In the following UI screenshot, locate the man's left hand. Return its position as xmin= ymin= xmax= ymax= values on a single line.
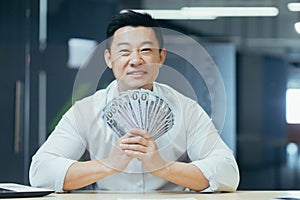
xmin=119 ymin=128 xmax=168 ymax=175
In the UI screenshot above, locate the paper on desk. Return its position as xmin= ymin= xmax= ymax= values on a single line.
xmin=118 ymin=198 xmax=196 ymax=200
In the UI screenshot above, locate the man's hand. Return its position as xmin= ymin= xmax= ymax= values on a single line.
xmin=63 ymin=134 xmax=134 ymax=191
xmin=103 ymin=134 xmax=134 ymax=173
xmin=119 ymin=128 xmax=168 ymax=174
xmin=119 ymin=129 xmax=209 ymax=191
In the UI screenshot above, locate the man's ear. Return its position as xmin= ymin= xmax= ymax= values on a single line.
xmin=104 ymin=49 xmax=112 ymax=69
xmin=159 ymin=48 xmax=167 ymax=67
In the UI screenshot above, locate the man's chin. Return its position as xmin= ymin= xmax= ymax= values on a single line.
xmin=133 ymin=83 xmax=153 ymax=91
xmin=118 ymin=82 xmax=153 ymax=92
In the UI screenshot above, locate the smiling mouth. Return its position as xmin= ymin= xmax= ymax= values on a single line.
xmin=127 ymin=71 xmax=147 ymax=75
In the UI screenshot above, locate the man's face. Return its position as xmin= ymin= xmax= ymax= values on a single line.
xmin=104 ymin=26 xmax=166 ymax=92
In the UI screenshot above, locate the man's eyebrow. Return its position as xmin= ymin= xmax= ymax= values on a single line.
xmin=116 ymin=41 xmax=155 ymax=47
xmin=116 ymin=42 xmax=130 ymax=47
xmin=141 ymin=41 xmax=155 ymax=46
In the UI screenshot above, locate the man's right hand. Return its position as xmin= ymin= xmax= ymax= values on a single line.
xmin=101 ymin=133 xmax=133 ymax=173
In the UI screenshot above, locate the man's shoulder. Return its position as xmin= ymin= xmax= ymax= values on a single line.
xmin=72 ymin=88 xmax=107 ymax=107
xmin=74 ymin=81 xmax=117 ymax=105
xmin=155 ymin=82 xmax=196 ymax=103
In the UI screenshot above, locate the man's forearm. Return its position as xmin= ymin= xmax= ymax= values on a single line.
xmin=153 ymin=162 xmax=209 ymax=191
xmin=63 ymin=160 xmax=117 ymax=191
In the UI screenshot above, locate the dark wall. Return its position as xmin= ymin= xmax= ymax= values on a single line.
xmin=0 ymin=0 xmax=29 ymax=183
xmin=0 ymin=0 xmax=117 ymax=184
xmin=237 ymin=53 xmax=288 ymax=189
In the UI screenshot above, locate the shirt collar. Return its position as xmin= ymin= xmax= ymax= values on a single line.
xmin=106 ymin=80 xmax=163 ymax=101
xmin=105 ymin=80 xmax=119 ymax=102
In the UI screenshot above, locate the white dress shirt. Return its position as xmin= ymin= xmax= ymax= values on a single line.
xmin=29 ymin=80 xmax=239 ymax=192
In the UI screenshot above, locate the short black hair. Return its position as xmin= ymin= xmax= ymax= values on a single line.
xmin=105 ymin=10 xmax=163 ymax=50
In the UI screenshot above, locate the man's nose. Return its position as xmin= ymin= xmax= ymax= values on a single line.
xmin=129 ymin=51 xmax=143 ymax=67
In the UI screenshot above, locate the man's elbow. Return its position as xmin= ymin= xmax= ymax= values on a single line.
xmin=214 ymin=158 xmax=240 ymax=192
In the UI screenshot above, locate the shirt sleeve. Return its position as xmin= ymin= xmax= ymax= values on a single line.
xmin=191 ymin=144 xmax=240 ymax=192
xmin=29 ymin=105 xmax=87 ymax=192
xmin=185 ymin=101 xmax=240 ymax=192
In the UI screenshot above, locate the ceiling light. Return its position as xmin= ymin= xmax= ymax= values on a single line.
xmin=126 ymin=9 xmax=217 ymax=20
xmin=295 ymin=22 xmax=300 ymax=34
xmin=124 ymin=7 xmax=279 ymax=20
xmin=181 ymin=7 xmax=279 ymax=17
xmin=288 ymin=3 xmax=300 ymax=11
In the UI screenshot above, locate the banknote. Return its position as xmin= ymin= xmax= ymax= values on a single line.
xmin=102 ymin=89 xmax=174 ymax=140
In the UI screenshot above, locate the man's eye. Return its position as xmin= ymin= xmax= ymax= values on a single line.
xmin=141 ymin=48 xmax=152 ymax=54
xmin=119 ymin=49 xmax=130 ymax=55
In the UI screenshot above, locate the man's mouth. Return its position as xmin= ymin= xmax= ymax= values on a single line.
xmin=127 ymin=71 xmax=147 ymax=75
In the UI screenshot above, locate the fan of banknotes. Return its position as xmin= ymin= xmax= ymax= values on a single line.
xmin=102 ymin=89 xmax=174 ymax=140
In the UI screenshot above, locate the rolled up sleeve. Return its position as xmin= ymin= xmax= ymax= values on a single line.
xmin=29 ymin=106 xmax=86 ymax=192
xmin=185 ymin=102 xmax=240 ymax=192
xmin=30 ymin=154 xmax=77 ymax=192
xmin=191 ymin=148 xmax=240 ymax=192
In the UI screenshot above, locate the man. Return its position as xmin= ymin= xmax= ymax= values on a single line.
xmin=29 ymin=10 xmax=239 ymax=192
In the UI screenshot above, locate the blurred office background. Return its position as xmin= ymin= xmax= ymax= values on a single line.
xmin=1 ymin=0 xmax=300 ymax=190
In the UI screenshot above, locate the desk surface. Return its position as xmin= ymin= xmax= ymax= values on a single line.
xmin=13 ymin=190 xmax=300 ymax=200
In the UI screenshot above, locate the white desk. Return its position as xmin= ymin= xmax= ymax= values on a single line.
xmin=11 ymin=191 xmax=300 ymax=200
